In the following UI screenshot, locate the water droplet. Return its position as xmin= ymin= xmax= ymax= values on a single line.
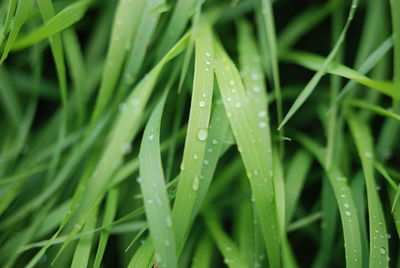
xmin=235 ymin=102 xmax=242 ymax=109
xmin=193 ymin=153 xmax=198 ymax=160
xmin=197 ymin=128 xmax=208 ymax=141
xmin=344 ymin=203 xmax=350 ymax=208
xmin=149 ymin=134 xmax=155 ymax=141
xmin=380 ymin=247 xmax=386 ymax=254
xmin=253 ymin=85 xmax=261 ymax=92
xmin=259 ymin=122 xmax=267 ymax=128
xmin=212 ymin=139 xmax=218 ymax=144
xmin=121 ymin=143 xmax=132 ymax=155
xmin=364 ymin=151 xmax=373 ymax=158
xmin=341 ymin=194 xmax=346 ymax=198
xmin=251 ymin=72 xmax=260 ymax=80
xmin=164 ymin=239 xmax=170 ymax=247
xmin=205 ymin=51 xmax=211 ymax=57
xmin=254 ymin=169 xmax=259 ymax=175
xmin=205 ymin=67 xmax=209 ymax=72
xmin=131 ymin=98 xmax=140 ymax=107
xmin=136 ymin=177 xmax=142 ymax=183
xmin=336 ymin=176 xmax=347 ymax=181
xmin=166 ymin=216 xmax=172 ymax=227
xmin=229 ymin=80 xmax=235 ymax=86
xmin=198 ymin=100 xmax=206 ymax=107
xmin=202 ymin=93 xmax=207 ymax=97
xmin=147 ymin=199 xmax=154 ymax=204
xmin=227 ymin=97 xmax=232 ymax=102
xmin=345 ymin=210 xmax=351 ymax=216
xmin=192 ymin=176 xmax=199 ymax=191
xmin=205 ymin=60 xmax=211 ymax=65
xmin=203 ymin=159 xmax=209 ymax=165
xmin=258 ymin=110 xmax=266 ymax=118
xmin=119 ymin=103 xmax=127 ymax=111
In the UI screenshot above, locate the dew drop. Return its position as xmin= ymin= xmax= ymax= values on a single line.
xmin=148 ymin=134 xmax=155 ymax=141
xmin=193 ymin=153 xmax=198 ymax=160
xmin=212 ymin=139 xmax=218 ymax=144
xmin=229 ymin=80 xmax=235 ymax=86
xmin=121 ymin=143 xmax=132 ymax=155
xmin=235 ymin=102 xmax=242 ymax=109
xmin=205 ymin=51 xmax=211 ymax=57
xmin=198 ymin=100 xmax=206 ymax=107
xmin=131 ymin=98 xmax=140 ymax=107
xmin=345 ymin=210 xmax=351 ymax=216
xmin=253 ymin=85 xmax=261 ymax=92
xmin=197 ymin=128 xmax=208 ymax=141
xmin=344 ymin=203 xmax=350 ymax=208
xmin=251 ymin=72 xmax=260 ymax=80
xmin=192 ymin=176 xmax=199 ymax=191
xmin=166 ymin=216 xmax=172 ymax=227
xmin=258 ymin=110 xmax=266 ymax=118
xmin=204 ymin=159 xmax=209 ymax=165
xmin=364 ymin=151 xmax=373 ymax=158
xmin=136 ymin=177 xmax=142 ymax=183
xmin=119 ymin=103 xmax=127 ymax=111
xmin=205 ymin=60 xmax=211 ymax=65
xmin=259 ymin=122 xmax=267 ymax=128
xmin=380 ymin=247 xmax=386 ymax=254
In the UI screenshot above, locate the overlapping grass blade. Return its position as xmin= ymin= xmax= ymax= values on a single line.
xmin=121 ymin=0 xmax=166 ymax=88
xmin=171 ymin=19 xmax=214 ymax=252
xmin=282 ymin=50 xmax=400 ymax=100
xmin=90 ymin=0 xmax=146 ymax=124
xmin=204 ymin=211 xmax=249 ymax=268
xmin=214 ymin=39 xmax=281 ymax=267
xmin=297 ymin=134 xmax=363 ymax=267
xmin=278 ymin=0 xmax=359 ymax=130
xmin=347 ymin=112 xmax=389 ymax=267
xmin=138 ymin=89 xmax=177 ymax=268
xmin=12 ymin=0 xmax=91 ymax=50
xmin=0 ymin=0 xmax=34 ymax=63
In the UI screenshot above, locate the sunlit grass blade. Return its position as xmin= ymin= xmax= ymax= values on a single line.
xmin=214 ymin=39 xmax=281 ymax=267
xmin=347 ymin=112 xmax=389 ymax=267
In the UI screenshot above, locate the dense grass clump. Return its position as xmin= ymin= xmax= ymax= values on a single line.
xmin=0 ymin=0 xmax=399 ymax=267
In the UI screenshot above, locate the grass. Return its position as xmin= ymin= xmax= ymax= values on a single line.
xmin=0 ymin=0 xmax=399 ymax=267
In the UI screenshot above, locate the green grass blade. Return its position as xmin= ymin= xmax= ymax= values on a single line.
xmin=214 ymin=39 xmax=281 ymax=268
xmin=278 ymin=1 xmax=359 ymax=130
xmin=204 ymin=211 xmax=249 ymax=268
xmin=12 ymin=0 xmax=91 ymax=50
xmin=171 ymin=20 xmax=214 ymax=252
xmin=89 ymin=0 xmax=146 ymax=125
xmin=0 ymin=0 xmax=34 ymax=63
xmin=297 ymin=134 xmax=363 ymax=267
xmin=347 ymin=112 xmax=389 ymax=267
xmin=138 ymin=90 xmax=178 ymax=268
xmin=282 ymin=49 xmax=400 ymax=100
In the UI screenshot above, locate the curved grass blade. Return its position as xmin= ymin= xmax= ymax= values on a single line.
xmin=204 ymin=211 xmax=249 ymax=268
xmin=93 ymin=188 xmax=119 ymax=268
xmin=12 ymin=0 xmax=91 ymax=50
xmin=282 ymin=49 xmax=400 ymax=101
xmin=347 ymin=112 xmax=389 ymax=267
xmin=121 ymin=0 xmax=166 ymax=88
xmin=0 ymin=0 xmax=34 ymax=63
xmin=138 ymin=90 xmax=178 ymax=268
xmin=297 ymin=134 xmax=363 ymax=267
xmin=278 ymin=0 xmax=359 ymax=130
xmin=285 ymin=150 xmax=312 ymax=224
xmin=349 ymin=99 xmax=400 ymax=121
xmin=171 ymin=20 xmax=214 ymax=252
xmin=258 ymin=0 xmax=282 ymax=127
xmin=214 ymin=40 xmax=281 ymax=267
xmin=89 ymin=0 xmax=146 ymax=125
xmin=156 ymin=0 xmax=197 ymax=59
xmin=0 ymin=0 xmax=17 ymax=48
xmin=191 ymin=233 xmax=213 ymax=268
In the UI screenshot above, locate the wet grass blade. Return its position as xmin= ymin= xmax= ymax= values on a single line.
xmin=139 ymin=90 xmax=177 ymax=268
xmin=214 ymin=39 xmax=281 ymax=267
xmin=347 ymin=112 xmax=389 ymax=267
